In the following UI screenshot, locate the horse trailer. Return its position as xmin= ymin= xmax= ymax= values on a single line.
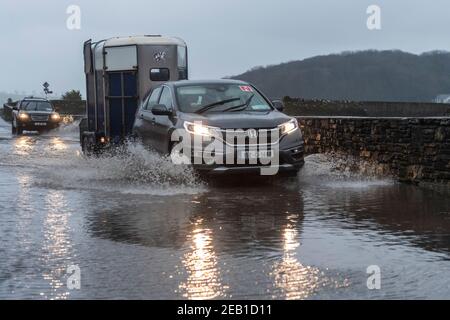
xmin=79 ymin=35 xmax=188 ymax=153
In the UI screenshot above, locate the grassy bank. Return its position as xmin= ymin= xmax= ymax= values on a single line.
xmin=51 ymin=100 xmax=86 ymax=115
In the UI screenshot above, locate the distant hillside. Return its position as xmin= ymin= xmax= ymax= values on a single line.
xmin=231 ymin=50 xmax=450 ymax=102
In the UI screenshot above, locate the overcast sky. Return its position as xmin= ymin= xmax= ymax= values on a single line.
xmin=1 ymin=0 xmax=449 ymax=97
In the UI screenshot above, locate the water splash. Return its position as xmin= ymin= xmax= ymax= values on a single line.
xmin=27 ymin=140 xmax=205 ymax=195
xmin=39 ymin=120 xmax=81 ymax=138
xmin=300 ymin=153 xmax=394 ymax=188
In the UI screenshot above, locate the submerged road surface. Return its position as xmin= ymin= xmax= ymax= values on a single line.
xmin=0 ymin=117 xmax=449 ymax=299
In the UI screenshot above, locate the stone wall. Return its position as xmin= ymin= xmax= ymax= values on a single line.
xmin=297 ymin=117 xmax=450 ymax=186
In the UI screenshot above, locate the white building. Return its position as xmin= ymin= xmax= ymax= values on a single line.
xmin=434 ymin=94 xmax=450 ymax=103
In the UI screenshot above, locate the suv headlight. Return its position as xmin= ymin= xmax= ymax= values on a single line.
xmin=278 ymin=118 xmax=298 ymax=136
xmin=184 ymin=121 xmax=219 ymax=137
xmin=51 ymin=113 xmax=61 ymax=121
xmin=18 ymin=112 xmax=29 ymax=120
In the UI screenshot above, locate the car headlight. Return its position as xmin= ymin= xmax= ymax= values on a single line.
xmin=183 ymin=121 xmax=218 ymax=137
xmin=278 ymin=118 xmax=298 ymax=136
xmin=18 ymin=112 xmax=29 ymax=120
xmin=51 ymin=113 xmax=61 ymax=121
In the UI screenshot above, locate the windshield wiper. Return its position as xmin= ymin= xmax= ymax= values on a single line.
xmin=222 ymin=94 xmax=255 ymax=112
xmin=195 ymin=97 xmax=241 ymax=114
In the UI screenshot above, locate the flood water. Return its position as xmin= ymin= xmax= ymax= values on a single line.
xmin=0 ymin=117 xmax=449 ymax=300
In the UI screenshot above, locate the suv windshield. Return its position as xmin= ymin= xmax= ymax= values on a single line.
xmin=176 ymin=84 xmax=272 ymax=113
xmin=21 ymin=101 xmax=53 ymax=112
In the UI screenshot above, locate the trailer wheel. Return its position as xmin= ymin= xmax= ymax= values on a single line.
xmin=82 ymin=136 xmax=94 ymax=156
xmin=129 ymin=132 xmax=140 ymax=144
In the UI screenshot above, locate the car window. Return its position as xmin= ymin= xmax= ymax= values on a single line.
xmin=141 ymin=94 xmax=151 ymax=110
xmin=145 ymin=87 xmax=162 ymax=110
xmin=158 ymin=87 xmax=173 ymax=108
xmin=175 ymin=84 xmax=272 ymax=113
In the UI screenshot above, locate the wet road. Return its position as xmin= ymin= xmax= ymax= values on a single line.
xmin=0 ymin=117 xmax=449 ymax=300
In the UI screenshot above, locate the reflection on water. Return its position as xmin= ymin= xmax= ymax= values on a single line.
xmin=16 ymin=174 xmax=33 ymax=251
xmin=271 ymin=214 xmax=323 ymax=299
xmin=13 ymin=136 xmax=36 ymax=156
xmin=40 ymin=191 xmax=72 ymax=300
xmin=179 ymin=218 xmax=227 ymax=300
xmin=44 ymin=137 xmax=68 ymax=152
xmin=1 ymin=127 xmax=449 ymax=299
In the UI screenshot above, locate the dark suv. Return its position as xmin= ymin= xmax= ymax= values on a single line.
xmin=132 ymin=80 xmax=304 ymax=175
xmin=11 ymin=98 xmax=61 ymax=135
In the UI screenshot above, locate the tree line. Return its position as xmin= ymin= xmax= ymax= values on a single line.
xmin=231 ymin=50 xmax=450 ymax=102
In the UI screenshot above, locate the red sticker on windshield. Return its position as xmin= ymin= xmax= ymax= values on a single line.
xmin=239 ymin=86 xmax=253 ymax=92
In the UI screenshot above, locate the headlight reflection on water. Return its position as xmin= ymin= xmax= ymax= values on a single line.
xmin=271 ymin=214 xmax=350 ymax=299
xmin=13 ymin=136 xmax=35 ymax=156
xmin=40 ymin=191 xmax=73 ymax=300
xmin=45 ymin=137 xmax=68 ymax=152
xmin=178 ymin=218 xmax=228 ymax=300
xmin=271 ymin=214 xmax=322 ymax=300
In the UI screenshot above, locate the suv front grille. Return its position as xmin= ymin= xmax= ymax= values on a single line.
xmin=31 ymin=115 xmax=49 ymax=121
xmin=217 ymin=128 xmax=279 ymax=146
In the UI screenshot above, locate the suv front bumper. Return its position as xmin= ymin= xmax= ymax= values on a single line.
xmin=190 ymin=144 xmax=305 ymax=175
xmin=18 ymin=121 xmax=60 ymax=131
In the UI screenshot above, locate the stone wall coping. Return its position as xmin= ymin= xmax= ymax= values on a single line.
xmin=295 ymin=116 xmax=450 ymax=120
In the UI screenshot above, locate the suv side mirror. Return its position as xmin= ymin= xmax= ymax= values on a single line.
xmin=151 ymin=104 xmax=172 ymax=116
xmin=272 ymin=100 xmax=284 ymax=112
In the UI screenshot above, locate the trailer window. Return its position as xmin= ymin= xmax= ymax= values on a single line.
xmin=177 ymin=46 xmax=188 ymax=80
xmin=178 ymin=70 xmax=187 ymax=80
xmin=104 ymin=45 xmax=137 ymax=71
xmin=150 ymin=68 xmax=170 ymax=81
xmin=177 ymin=46 xmax=187 ymax=68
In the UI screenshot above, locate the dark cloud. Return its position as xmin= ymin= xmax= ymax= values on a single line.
xmin=0 ymin=0 xmax=448 ymax=96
